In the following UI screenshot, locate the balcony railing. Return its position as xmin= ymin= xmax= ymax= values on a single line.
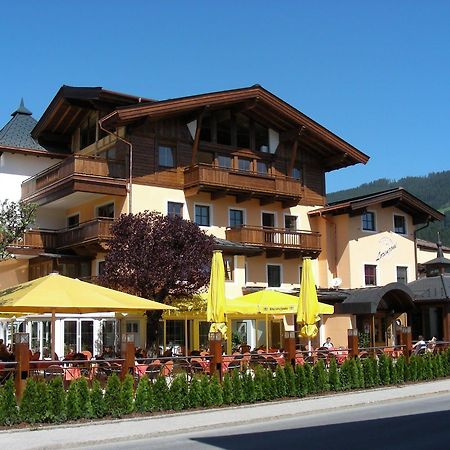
xmin=21 ymin=155 xmax=127 ymax=201
xmin=225 ymin=226 xmax=321 ymax=252
xmin=9 ymin=219 xmax=114 ymax=253
xmin=184 ymin=164 xmax=302 ymax=205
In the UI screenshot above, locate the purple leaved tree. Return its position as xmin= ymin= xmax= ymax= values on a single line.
xmin=99 ymin=211 xmax=214 ymax=348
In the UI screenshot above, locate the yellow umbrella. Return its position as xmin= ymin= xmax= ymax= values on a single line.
xmin=206 ymin=250 xmax=227 ymax=337
xmin=0 ymin=273 xmax=175 ymax=357
xmin=297 ymin=258 xmax=320 ymax=338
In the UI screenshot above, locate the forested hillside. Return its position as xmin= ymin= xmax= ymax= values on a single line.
xmin=327 ymin=171 xmax=450 ymax=245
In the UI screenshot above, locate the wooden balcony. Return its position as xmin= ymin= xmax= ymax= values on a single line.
xmin=184 ymin=164 xmax=302 ymax=207
xmin=8 ymin=219 xmax=114 ymax=256
xmin=21 ymin=155 xmax=128 ymax=205
xmin=225 ymin=226 xmax=321 ymax=258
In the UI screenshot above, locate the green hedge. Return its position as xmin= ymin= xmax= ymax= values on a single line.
xmin=1 ymin=349 xmax=450 ymax=426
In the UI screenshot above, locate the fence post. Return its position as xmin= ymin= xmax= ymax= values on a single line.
xmin=120 ymin=333 xmax=135 ymax=380
xmin=401 ymin=326 xmax=412 ymax=363
xmin=347 ymin=328 xmax=359 ymax=358
xmin=14 ymin=333 xmax=30 ymax=401
xmin=209 ymin=332 xmax=223 ymax=381
xmin=283 ymin=331 xmax=296 ymax=367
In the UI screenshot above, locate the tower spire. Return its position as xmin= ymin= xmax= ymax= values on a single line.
xmin=11 ymin=98 xmax=32 ymax=116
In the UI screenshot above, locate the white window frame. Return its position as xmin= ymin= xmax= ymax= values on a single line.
xmin=395 ymin=265 xmax=409 ymax=284
xmin=167 ymin=201 xmax=184 ymax=218
xmin=266 ymin=263 xmax=283 ymax=288
xmin=361 ymin=210 xmax=377 ymax=233
xmin=193 ymin=202 xmax=213 ymax=227
xmin=393 ymin=213 xmax=407 ymax=235
xmin=228 ymin=207 xmax=246 ymax=228
xmin=363 ymin=263 xmax=378 ymax=287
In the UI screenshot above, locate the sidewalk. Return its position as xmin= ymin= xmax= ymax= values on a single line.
xmin=2 ymin=378 xmax=450 ymax=450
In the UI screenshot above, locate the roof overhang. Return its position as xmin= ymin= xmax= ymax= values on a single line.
xmin=309 ymin=188 xmax=444 ymax=225
xmin=335 ymin=282 xmax=416 ymax=314
xmin=100 ymin=85 xmax=369 ymax=172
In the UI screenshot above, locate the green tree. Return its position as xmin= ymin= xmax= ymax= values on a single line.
xmin=35 ymin=380 xmax=50 ymax=423
xmin=188 ymin=376 xmax=203 ymax=408
xmin=362 ymin=358 xmax=375 ymax=388
xmin=222 ymin=373 xmax=233 ymax=405
xmin=77 ymin=377 xmax=92 ymax=418
xmin=313 ymin=360 xmax=329 ymax=393
xmin=284 ymin=365 xmax=297 ymax=397
xmin=20 ymin=378 xmax=39 ymax=424
xmin=104 ymin=374 xmax=122 ymax=417
xmin=120 ymin=374 xmax=135 ymax=415
xmin=169 ymin=374 xmax=189 ymax=411
xmin=231 ymin=370 xmax=244 ymax=404
xmin=253 ymin=366 xmax=265 ymax=401
xmin=209 ymin=374 xmax=224 ymax=407
xmin=378 ymin=354 xmax=390 ymax=385
xmin=66 ymin=381 xmax=81 ymax=421
xmin=274 ymin=365 xmax=287 ymax=398
xmin=328 ymin=358 xmax=341 ymax=391
xmin=199 ymin=374 xmax=213 ymax=407
xmin=153 ymin=376 xmax=170 ymax=411
xmin=303 ymin=363 xmax=315 ymax=394
xmin=0 ymin=200 xmax=36 ymax=260
xmin=294 ymin=364 xmax=308 ymax=397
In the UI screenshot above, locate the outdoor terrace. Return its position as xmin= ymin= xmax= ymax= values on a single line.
xmin=225 ymin=225 xmax=321 ymax=258
xmin=21 ymin=155 xmax=128 ymax=205
xmin=183 ymin=164 xmax=303 ymax=208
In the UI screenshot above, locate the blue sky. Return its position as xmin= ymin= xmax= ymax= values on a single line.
xmin=1 ymin=1 xmax=448 ymax=193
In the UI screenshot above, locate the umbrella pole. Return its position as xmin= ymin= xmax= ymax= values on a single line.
xmin=51 ymin=311 xmax=56 ymax=360
xmin=265 ymin=315 xmax=269 ymax=351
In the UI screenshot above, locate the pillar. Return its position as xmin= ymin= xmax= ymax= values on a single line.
xmin=283 ymin=331 xmax=296 ymax=367
xmin=347 ymin=328 xmax=359 ymax=358
xmin=14 ymin=333 xmax=30 ymax=401
xmin=120 ymin=333 xmax=135 ymax=380
xmin=401 ymin=326 xmax=412 ymax=363
xmin=209 ymin=331 xmax=223 ymax=381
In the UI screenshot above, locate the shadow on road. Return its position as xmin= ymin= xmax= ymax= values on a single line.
xmin=192 ymin=410 xmax=450 ymax=450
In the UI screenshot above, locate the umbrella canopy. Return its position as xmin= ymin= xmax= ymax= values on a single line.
xmin=297 ymin=258 xmax=320 ymax=338
xmin=0 ymin=273 xmax=175 ymax=313
xmin=226 ymin=290 xmax=333 ymax=316
xmin=206 ymin=250 xmax=227 ymax=336
xmin=0 ymin=273 xmax=175 ymax=357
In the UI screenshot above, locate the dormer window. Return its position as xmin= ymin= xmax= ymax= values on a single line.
xmin=394 ymin=215 xmax=406 ymax=234
xmin=255 ymin=122 xmax=269 ymax=152
xmin=159 ymin=145 xmax=175 ymax=168
xmin=362 ymin=211 xmax=376 ymax=231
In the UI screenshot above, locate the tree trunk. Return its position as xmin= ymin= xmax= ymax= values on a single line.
xmin=146 ymin=309 xmax=163 ymax=351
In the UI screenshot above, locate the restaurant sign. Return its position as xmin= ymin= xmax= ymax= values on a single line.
xmin=376 ymin=236 xmax=397 ymax=261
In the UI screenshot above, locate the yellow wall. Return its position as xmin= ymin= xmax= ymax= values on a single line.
xmin=322 ymin=315 xmax=355 ymax=348
xmin=417 ymin=244 xmax=450 ymax=264
xmin=0 ymin=259 xmax=29 ymax=290
xmin=65 ymin=195 xmax=126 ymax=224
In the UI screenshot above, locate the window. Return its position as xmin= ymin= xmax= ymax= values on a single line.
xmin=64 ymin=321 xmax=77 ymax=355
xmin=195 ymin=205 xmax=210 ymax=226
xmin=394 ymin=215 xmax=406 ymax=234
xmin=168 ymin=202 xmax=183 ymax=218
xmin=158 ymin=145 xmax=175 ymax=168
xmin=284 ymin=215 xmax=297 ymax=230
xmin=218 ymin=155 xmax=232 ymax=169
xmin=126 ymin=322 xmax=139 ymax=333
xmin=102 ymin=320 xmax=116 ymax=348
xmin=216 ymin=110 xmax=232 ymax=145
xmin=256 ymin=160 xmax=268 ymax=174
xmin=236 ymin=113 xmax=250 ymax=148
xmin=79 ymin=115 xmax=97 ymax=149
xmin=96 ymin=202 xmax=114 ymax=218
xmin=223 ymin=255 xmax=234 ymax=281
xmin=255 ymin=121 xmax=269 ymax=152
xmin=198 ymin=151 xmax=214 ymax=165
xmin=199 ymin=114 xmax=211 ymax=142
xmin=364 ymin=264 xmax=377 ymax=286
xmin=362 ymin=212 xmax=376 ymax=231
xmin=67 ymin=214 xmax=79 ymax=229
xmin=81 ymin=321 xmax=94 ymax=353
xmin=238 ymin=158 xmax=252 ymax=172
xmin=292 ymin=167 xmax=301 ymax=181
xmin=229 ymin=209 xmax=244 ymax=228
xmin=267 ymin=265 xmax=281 ymax=287
xmin=97 ymin=260 xmax=105 ymax=277
xmin=397 ymin=266 xmax=408 ymax=284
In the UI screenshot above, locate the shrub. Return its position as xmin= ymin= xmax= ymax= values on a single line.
xmin=253 ymin=366 xmax=265 ymax=401
xmin=284 ymin=365 xmax=297 ymax=397
xmin=20 ymin=378 xmax=40 ymax=424
xmin=395 ymin=356 xmax=406 ymax=384
xmin=275 ymin=365 xmax=287 ymax=398
xmin=303 ymin=363 xmax=315 ymax=394
xmin=328 ymin=358 xmax=341 ymax=391
xmin=242 ymin=370 xmax=255 ymax=403
xmin=339 ymin=360 xmax=352 ymax=391
xmin=263 ymin=369 xmax=276 ymax=400
xmin=104 ymin=373 xmax=122 ymax=417
xmin=169 ymin=374 xmax=188 ymax=411
xmin=35 ymin=380 xmax=50 ymax=422
xmin=362 ymin=358 xmax=375 ymax=388
xmin=231 ymin=370 xmax=244 ymax=404
xmin=209 ymin=375 xmax=224 ymax=406
xmin=372 ymin=357 xmax=381 ymax=386
xmin=408 ymin=356 xmax=418 ymax=382
xmin=66 ymin=380 xmax=81 ymax=420
xmin=120 ymin=374 xmax=135 ymax=415
xmin=313 ymin=360 xmax=329 ymax=393
xmin=416 ymin=356 xmax=425 ymax=381
xmin=153 ymin=376 xmax=170 ymax=411
xmin=77 ymin=377 xmax=92 ymax=418
xmin=378 ymin=354 xmax=390 ymax=385
xmin=294 ymin=364 xmax=307 ymax=397
xmin=188 ymin=376 xmax=203 ymax=408
xmin=386 ymin=357 xmax=395 ymax=384
xmin=355 ymin=358 xmax=365 ymax=389
xmin=0 ymin=378 xmax=19 ymax=425
xmin=199 ymin=374 xmax=212 ymax=407
xmin=90 ymin=380 xmax=105 ymax=418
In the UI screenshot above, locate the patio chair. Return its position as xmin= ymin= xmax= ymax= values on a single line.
xmin=145 ymin=362 xmax=162 ymax=381
xmin=172 ymin=358 xmax=192 ymax=381
xmin=44 ymin=365 xmax=64 ymax=380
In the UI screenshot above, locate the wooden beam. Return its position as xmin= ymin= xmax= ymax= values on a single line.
xmin=211 ymin=190 xmax=227 ymax=200
xmin=236 ymin=192 xmax=252 ymax=203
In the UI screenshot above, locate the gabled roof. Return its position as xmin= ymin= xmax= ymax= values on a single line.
xmin=32 ymin=86 xmax=153 ymax=146
xmin=0 ymin=99 xmax=64 ymax=157
xmin=100 ymin=84 xmax=369 ymax=171
xmin=308 ymin=187 xmax=444 ymax=225
xmin=417 ymin=238 xmax=450 ymax=253
xmin=409 ymin=275 xmax=450 ymax=302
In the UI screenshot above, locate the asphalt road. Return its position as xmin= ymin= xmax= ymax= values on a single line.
xmin=89 ymin=393 xmax=450 ymax=450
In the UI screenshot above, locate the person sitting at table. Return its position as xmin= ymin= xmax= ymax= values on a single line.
xmin=322 ymin=337 xmax=334 ymax=349
xmin=0 ymin=339 xmax=13 ymax=361
xmin=426 ymin=337 xmax=437 ymax=353
xmin=413 ymin=335 xmax=427 ymax=354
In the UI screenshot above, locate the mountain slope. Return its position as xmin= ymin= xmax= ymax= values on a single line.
xmin=327 ymin=171 xmax=450 ymax=245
